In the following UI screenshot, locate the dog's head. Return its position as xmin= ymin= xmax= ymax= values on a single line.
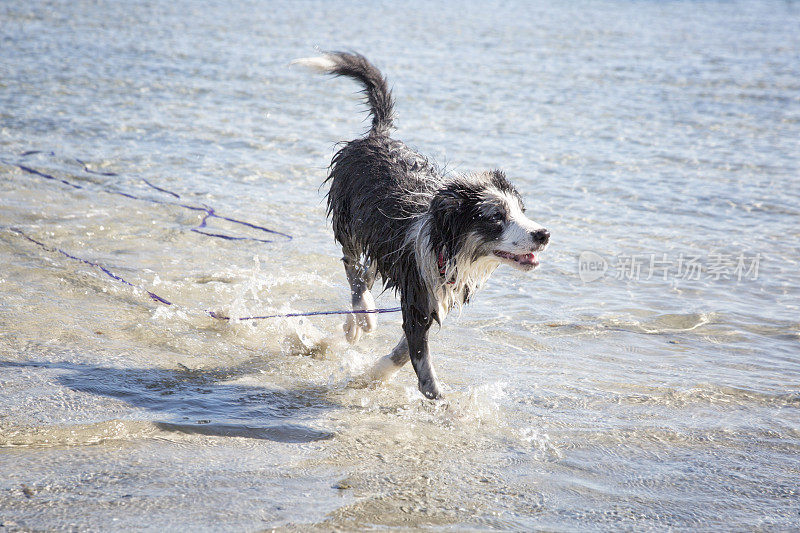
xmin=430 ymin=170 xmax=549 ymax=271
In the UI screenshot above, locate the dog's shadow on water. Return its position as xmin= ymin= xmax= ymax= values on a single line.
xmin=0 ymin=359 xmax=336 ymax=444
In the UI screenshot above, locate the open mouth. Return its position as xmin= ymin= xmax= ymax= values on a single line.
xmin=493 ymin=250 xmax=539 ymax=268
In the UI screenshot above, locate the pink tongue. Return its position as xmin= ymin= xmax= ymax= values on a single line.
xmin=518 ymin=253 xmax=536 ymax=265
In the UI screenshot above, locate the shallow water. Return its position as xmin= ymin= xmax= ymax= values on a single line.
xmin=1 ymin=0 xmax=799 ymax=530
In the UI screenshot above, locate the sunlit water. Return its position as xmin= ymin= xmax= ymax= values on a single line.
xmin=1 ymin=0 xmax=799 ymax=530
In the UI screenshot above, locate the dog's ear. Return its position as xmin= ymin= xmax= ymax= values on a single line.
xmin=430 ymin=189 xmax=467 ymax=257
xmin=432 ymin=188 xmax=466 ymax=214
xmin=430 ymin=190 xmax=463 ymax=222
xmin=437 ymin=191 xmax=462 ymax=210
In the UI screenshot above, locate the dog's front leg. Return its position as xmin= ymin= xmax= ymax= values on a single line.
xmin=342 ymin=255 xmax=377 ymax=343
xmin=402 ymin=310 xmax=443 ymax=400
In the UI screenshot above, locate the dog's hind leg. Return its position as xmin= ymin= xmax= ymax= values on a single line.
xmin=366 ymin=336 xmax=409 ymax=382
xmin=342 ymin=253 xmax=378 ymax=344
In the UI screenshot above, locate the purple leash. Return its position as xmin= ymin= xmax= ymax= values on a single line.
xmin=3 ymin=152 xmax=399 ymax=321
xmin=208 ymin=307 xmax=401 ymax=321
xmin=6 ymin=227 xmax=401 ymax=321
xmin=6 ymin=153 xmax=291 ymax=243
xmin=9 ymin=228 xmax=172 ymax=306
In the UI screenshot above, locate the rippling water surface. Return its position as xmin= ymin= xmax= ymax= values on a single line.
xmin=1 ymin=0 xmax=799 ymax=530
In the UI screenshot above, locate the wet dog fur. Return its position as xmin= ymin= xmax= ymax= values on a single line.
xmin=293 ymin=52 xmax=549 ymax=399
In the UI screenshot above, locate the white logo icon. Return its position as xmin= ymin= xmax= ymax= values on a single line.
xmin=578 ymin=251 xmax=607 ymax=282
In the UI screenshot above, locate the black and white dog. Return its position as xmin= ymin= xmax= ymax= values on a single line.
xmin=294 ymin=52 xmax=549 ymax=399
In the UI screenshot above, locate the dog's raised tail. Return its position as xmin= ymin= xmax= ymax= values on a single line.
xmin=292 ymin=52 xmax=395 ymax=134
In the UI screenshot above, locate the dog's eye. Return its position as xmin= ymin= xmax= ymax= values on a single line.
xmin=488 ymin=213 xmax=505 ymax=223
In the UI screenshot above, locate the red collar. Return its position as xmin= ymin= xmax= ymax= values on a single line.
xmin=437 ymin=250 xmax=455 ymax=284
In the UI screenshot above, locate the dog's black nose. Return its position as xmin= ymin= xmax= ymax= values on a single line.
xmin=531 ymin=229 xmax=549 ymax=245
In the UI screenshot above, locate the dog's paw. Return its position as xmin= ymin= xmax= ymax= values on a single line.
xmin=418 ymin=379 xmax=444 ymax=400
xmin=365 ymin=354 xmax=403 ymax=382
xmin=356 ymin=290 xmax=377 ymax=332
xmin=343 ymin=313 xmax=363 ymax=344
xmin=343 ymin=291 xmax=377 ymax=344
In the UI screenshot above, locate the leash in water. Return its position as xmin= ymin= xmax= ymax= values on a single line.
xmin=4 ymin=226 xmax=401 ymax=321
xmin=3 ymin=151 xmax=292 ymax=243
xmin=8 ymin=227 xmax=173 ymax=306
xmin=2 ymin=151 xmax=399 ymax=320
xmin=208 ymin=307 xmax=401 ymax=321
